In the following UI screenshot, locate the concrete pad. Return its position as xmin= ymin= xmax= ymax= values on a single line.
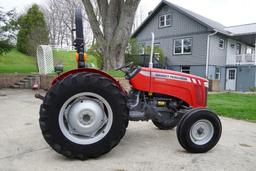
xmin=0 ymin=89 xmax=256 ymax=171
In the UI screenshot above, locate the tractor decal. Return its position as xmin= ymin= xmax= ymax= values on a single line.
xmin=140 ymin=71 xmax=192 ymax=83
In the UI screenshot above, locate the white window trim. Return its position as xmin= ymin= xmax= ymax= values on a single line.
xmin=219 ymin=39 xmax=225 ymax=49
xmin=159 ymin=14 xmax=172 ymax=28
xmin=215 ymin=67 xmax=221 ymax=80
xmin=173 ymin=38 xmax=192 ymax=55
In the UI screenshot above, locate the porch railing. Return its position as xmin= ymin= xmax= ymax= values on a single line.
xmin=236 ymin=54 xmax=256 ymax=64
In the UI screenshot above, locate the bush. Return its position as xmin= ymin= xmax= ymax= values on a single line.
xmin=144 ymin=46 xmax=164 ymax=64
xmin=125 ymin=38 xmax=140 ymax=64
xmin=16 ymin=4 xmax=48 ymax=56
xmin=0 ymin=40 xmax=13 ymax=55
xmin=125 ymin=38 xmax=165 ymax=66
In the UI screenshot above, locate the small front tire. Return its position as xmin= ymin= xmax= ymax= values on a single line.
xmin=176 ymin=108 xmax=222 ymax=153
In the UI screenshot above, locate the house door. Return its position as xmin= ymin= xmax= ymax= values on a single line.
xmin=226 ymin=68 xmax=237 ymax=91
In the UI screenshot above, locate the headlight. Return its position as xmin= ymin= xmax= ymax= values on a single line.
xmin=204 ymin=81 xmax=209 ymax=88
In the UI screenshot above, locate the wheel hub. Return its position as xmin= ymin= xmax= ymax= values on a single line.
xmin=67 ymin=99 xmax=106 ymax=136
xmin=58 ymin=92 xmax=113 ymax=145
xmin=189 ymin=119 xmax=214 ymax=145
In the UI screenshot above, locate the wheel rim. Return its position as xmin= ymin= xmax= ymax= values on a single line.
xmin=59 ymin=92 xmax=113 ymax=145
xmin=189 ymin=119 xmax=214 ymax=145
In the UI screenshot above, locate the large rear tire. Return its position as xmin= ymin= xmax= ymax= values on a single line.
xmin=39 ymin=73 xmax=128 ymax=159
xmin=176 ymin=108 xmax=222 ymax=153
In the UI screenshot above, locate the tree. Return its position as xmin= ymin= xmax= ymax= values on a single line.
xmin=17 ymin=4 xmax=49 ymax=56
xmin=82 ymin=0 xmax=141 ymax=70
xmin=0 ymin=7 xmax=18 ymax=55
xmin=125 ymin=38 xmax=140 ymax=65
xmin=42 ymin=0 xmax=92 ymax=47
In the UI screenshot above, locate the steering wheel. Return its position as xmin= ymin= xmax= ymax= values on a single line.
xmin=116 ymin=62 xmax=134 ymax=71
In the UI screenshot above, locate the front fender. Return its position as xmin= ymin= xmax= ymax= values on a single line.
xmin=52 ymin=68 xmax=127 ymax=95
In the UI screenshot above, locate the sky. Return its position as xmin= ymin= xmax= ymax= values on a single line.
xmin=0 ymin=0 xmax=256 ymax=26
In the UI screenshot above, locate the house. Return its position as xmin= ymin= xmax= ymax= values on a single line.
xmin=132 ymin=0 xmax=256 ymax=91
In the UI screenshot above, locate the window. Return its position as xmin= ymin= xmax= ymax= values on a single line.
xmin=159 ymin=14 xmax=172 ymax=28
xmin=219 ymin=39 xmax=224 ymax=49
xmin=138 ymin=43 xmax=145 ymax=54
xmin=174 ymin=38 xmax=192 ymax=55
xmin=154 ymin=42 xmax=160 ymax=48
xmin=236 ymin=43 xmax=241 ymax=55
xmin=215 ymin=67 xmax=221 ymax=80
xmin=246 ymin=46 xmax=253 ymax=54
xmin=228 ymin=69 xmax=235 ymax=80
xmin=181 ymin=66 xmax=190 ymax=74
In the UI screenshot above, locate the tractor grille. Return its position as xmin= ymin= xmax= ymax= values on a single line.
xmin=205 ymin=87 xmax=208 ymax=106
xmin=194 ymin=85 xmax=203 ymax=106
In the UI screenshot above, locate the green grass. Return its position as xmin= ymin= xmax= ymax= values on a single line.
xmin=53 ymin=50 xmax=97 ymax=71
xmin=53 ymin=50 xmax=77 ymax=71
xmin=107 ymin=70 xmax=125 ymax=77
xmin=0 ymin=48 xmax=124 ymax=77
xmin=0 ymin=49 xmax=37 ymax=73
xmin=208 ymin=93 xmax=256 ymax=122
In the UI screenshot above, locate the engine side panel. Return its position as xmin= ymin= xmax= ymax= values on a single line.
xmin=130 ymin=67 xmax=207 ymax=108
xmin=129 ymin=67 xmax=151 ymax=92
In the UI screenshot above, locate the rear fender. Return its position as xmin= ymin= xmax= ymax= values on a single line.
xmin=52 ymin=68 xmax=127 ymax=95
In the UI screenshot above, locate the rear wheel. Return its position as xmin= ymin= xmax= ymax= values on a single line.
xmin=176 ymin=108 xmax=222 ymax=153
xmin=39 ymin=73 xmax=128 ymax=159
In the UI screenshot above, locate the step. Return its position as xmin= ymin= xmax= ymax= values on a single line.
xmin=20 ymin=80 xmax=30 ymax=83
xmin=15 ymin=82 xmax=25 ymax=86
xmin=10 ymin=85 xmax=20 ymax=89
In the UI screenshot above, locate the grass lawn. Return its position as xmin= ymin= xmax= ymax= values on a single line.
xmin=53 ymin=50 xmax=97 ymax=71
xmin=53 ymin=50 xmax=124 ymax=77
xmin=208 ymin=93 xmax=256 ymax=122
xmin=0 ymin=49 xmax=37 ymax=73
xmin=0 ymin=48 xmax=124 ymax=77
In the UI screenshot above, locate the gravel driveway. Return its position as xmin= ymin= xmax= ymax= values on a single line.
xmin=0 ymin=89 xmax=256 ymax=171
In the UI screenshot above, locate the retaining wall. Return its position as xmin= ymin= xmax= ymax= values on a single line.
xmin=0 ymin=74 xmax=28 ymax=88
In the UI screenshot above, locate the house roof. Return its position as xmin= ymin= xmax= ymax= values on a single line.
xmin=132 ymin=0 xmax=256 ymax=38
xmin=225 ymin=23 xmax=256 ymax=36
xmin=163 ymin=1 xmax=229 ymax=34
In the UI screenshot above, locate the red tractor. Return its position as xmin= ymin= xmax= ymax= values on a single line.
xmin=38 ymin=10 xmax=222 ymax=160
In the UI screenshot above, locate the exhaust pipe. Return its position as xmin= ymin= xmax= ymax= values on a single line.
xmin=149 ymin=32 xmax=155 ymax=68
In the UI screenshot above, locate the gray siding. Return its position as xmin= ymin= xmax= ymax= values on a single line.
xmin=169 ymin=33 xmax=208 ymax=65
xmin=171 ymin=65 xmax=206 ymax=78
xmin=136 ymin=5 xmax=208 ymax=41
xmin=236 ymin=66 xmax=256 ymax=91
xmin=140 ymin=33 xmax=208 ymax=66
xmin=135 ymin=5 xmax=209 ymax=66
xmin=168 ymin=65 xmax=181 ymax=71
xmin=209 ymin=34 xmax=227 ymax=66
xmin=190 ymin=65 xmax=206 ymax=77
xmin=220 ymin=67 xmax=226 ymax=90
xmin=207 ymin=65 xmax=215 ymax=79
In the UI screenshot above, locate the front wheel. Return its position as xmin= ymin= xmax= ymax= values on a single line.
xmin=176 ymin=108 xmax=222 ymax=153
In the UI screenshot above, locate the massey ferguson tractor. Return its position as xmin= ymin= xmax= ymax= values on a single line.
xmin=37 ymin=10 xmax=222 ymax=160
